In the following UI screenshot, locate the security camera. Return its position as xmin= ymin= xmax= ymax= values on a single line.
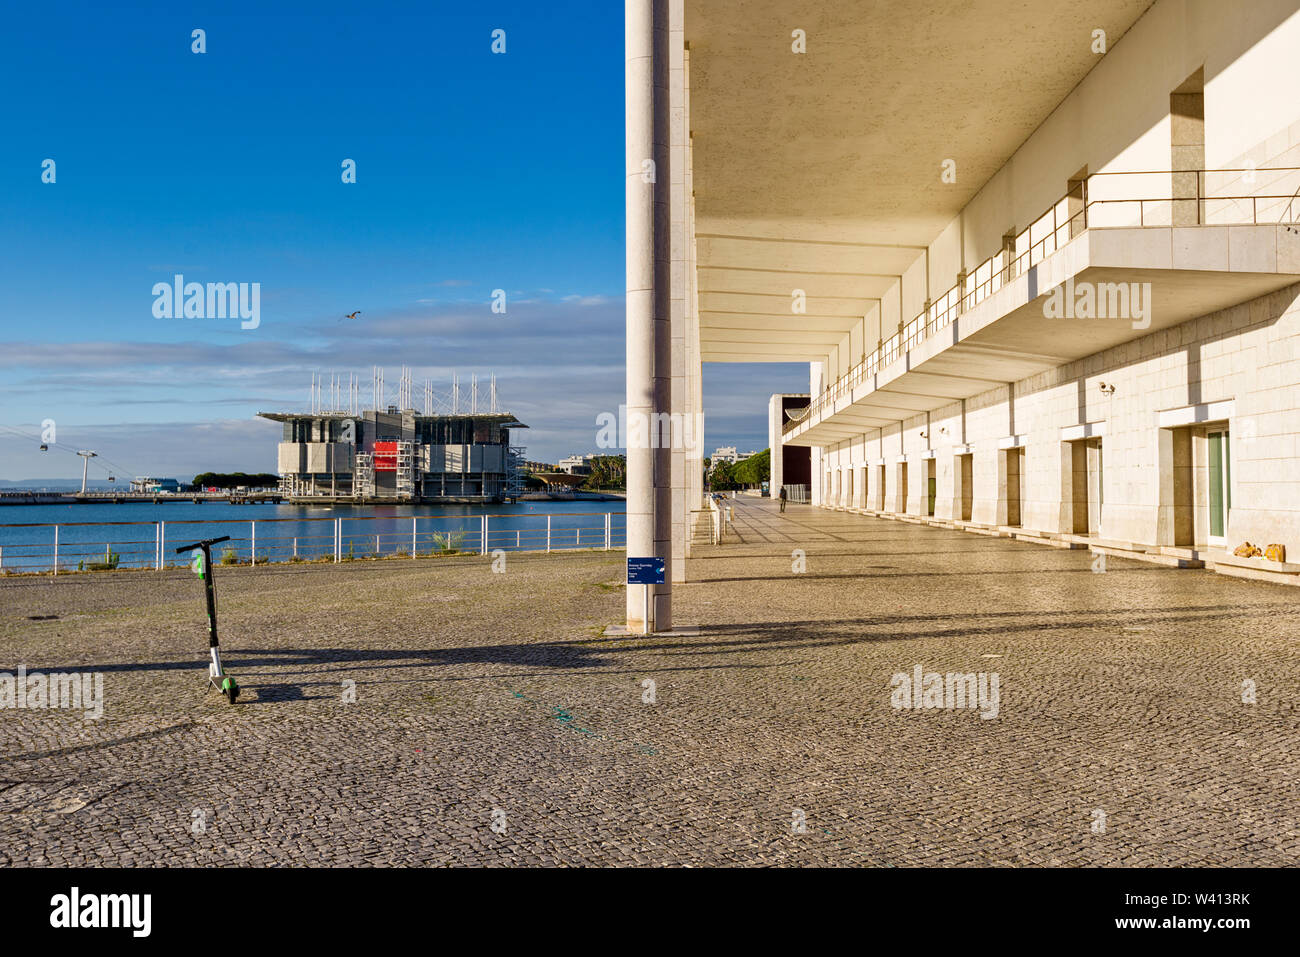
xmin=1099 ymin=382 xmax=1116 ymax=395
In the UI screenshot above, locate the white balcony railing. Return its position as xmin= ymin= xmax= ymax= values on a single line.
xmin=788 ymin=168 xmax=1300 ymax=434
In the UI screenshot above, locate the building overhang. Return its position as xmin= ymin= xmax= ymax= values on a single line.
xmin=785 ymin=224 xmax=1300 ymax=446
xmin=685 ymin=0 xmax=1156 ymax=363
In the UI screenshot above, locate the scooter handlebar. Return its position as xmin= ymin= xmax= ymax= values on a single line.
xmin=174 ymin=535 xmax=232 ymax=554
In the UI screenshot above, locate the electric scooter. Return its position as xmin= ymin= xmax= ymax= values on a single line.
xmin=175 ymin=535 xmax=240 ymax=704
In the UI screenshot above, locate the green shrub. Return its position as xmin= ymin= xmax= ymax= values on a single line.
xmin=87 ymin=546 xmax=120 ymax=571
xmin=432 ymin=530 xmax=467 ymax=554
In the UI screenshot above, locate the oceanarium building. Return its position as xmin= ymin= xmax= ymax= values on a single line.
xmin=260 ymin=407 xmax=527 ymax=504
xmin=624 ymin=0 xmax=1300 ymax=630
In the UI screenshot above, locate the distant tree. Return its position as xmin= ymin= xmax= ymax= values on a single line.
xmin=732 ymin=449 xmax=770 ymax=487
xmin=709 ymin=461 xmax=738 ymax=491
xmin=582 ymin=455 xmax=626 ymax=491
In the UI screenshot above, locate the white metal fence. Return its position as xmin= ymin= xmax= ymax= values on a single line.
xmin=0 ymin=512 xmax=626 ymax=576
xmin=781 ymin=485 xmax=809 ymax=504
xmin=707 ymin=494 xmax=732 ymax=543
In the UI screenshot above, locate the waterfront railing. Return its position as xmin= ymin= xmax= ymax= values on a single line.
xmin=0 ymin=512 xmax=626 ymax=576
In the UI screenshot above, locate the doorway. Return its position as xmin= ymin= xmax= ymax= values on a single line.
xmin=959 ymin=453 xmax=973 ymax=522
xmin=1069 ymin=438 xmax=1103 ymax=535
xmin=926 ymin=458 xmax=936 ymax=517
xmin=875 ymin=465 xmax=885 ymax=511
xmin=1207 ymin=429 xmax=1231 ymax=546
xmin=899 ymin=462 xmax=909 ymax=514
xmin=1163 ymin=427 xmax=1195 ymax=547
xmin=1004 ymin=447 xmax=1024 ymax=527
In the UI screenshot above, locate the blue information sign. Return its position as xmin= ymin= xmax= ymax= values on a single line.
xmin=627 ymin=557 xmax=666 ymax=585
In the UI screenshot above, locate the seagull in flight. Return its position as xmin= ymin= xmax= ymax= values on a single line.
xmin=338 ymin=310 xmax=362 ymax=323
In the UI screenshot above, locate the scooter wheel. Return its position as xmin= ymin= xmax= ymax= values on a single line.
xmin=222 ymin=678 xmax=240 ymax=704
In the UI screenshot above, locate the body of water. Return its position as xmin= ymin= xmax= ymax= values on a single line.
xmin=0 ymin=498 xmax=626 ymax=573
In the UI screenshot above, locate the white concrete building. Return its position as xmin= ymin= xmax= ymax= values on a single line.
xmin=557 ymin=454 xmax=595 ymax=475
xmin=768 ymin=394 xmax=811 ymax=497
xmin=625 ymin=0 xmax=1300 ymax=630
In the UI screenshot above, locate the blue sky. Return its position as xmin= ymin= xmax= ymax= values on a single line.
xmin=0 ymin=0 xmax=806 ymax=482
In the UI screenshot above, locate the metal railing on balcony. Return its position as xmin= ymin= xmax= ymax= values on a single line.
xmin=1285 ymin=182 xmax=1300 ymax=235
xmin=787 ymin=167 xmax=1300 ymax=434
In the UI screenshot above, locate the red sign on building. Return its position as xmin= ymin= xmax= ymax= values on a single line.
xmin=373 ymin=442 xmax=398 ymax=471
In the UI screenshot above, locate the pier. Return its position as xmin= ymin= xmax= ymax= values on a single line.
xmin=0 ymin=491 xmax=284 ymax=507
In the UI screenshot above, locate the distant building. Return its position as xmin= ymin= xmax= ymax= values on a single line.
xmin=259 ymin=407 xmax=528 ymax=504
xmin=711 ymin=446 xmax=739 ymax=465
xmin=768 ymin=395 xmax=812 ymax=495
xmin=130 ymin=477 xmax=182 ymax=493
xmin=557 ymin=453 xmax=595 ymax=475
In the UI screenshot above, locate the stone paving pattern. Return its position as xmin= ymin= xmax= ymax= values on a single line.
xmin=1 ymin=497 xmax=1297 ymax=866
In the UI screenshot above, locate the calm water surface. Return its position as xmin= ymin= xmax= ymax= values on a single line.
xmin=0 ymin=499 xmax=626 ymax=571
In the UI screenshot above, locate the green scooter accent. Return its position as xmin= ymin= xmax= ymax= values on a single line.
xmin=175 ymin=535 xmax=241 ymax=704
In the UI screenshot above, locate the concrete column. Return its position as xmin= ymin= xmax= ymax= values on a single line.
xmin=809 ymin=361 xmax=825 ymax=506
xmin=626 ymin=0 xmax=673 ymax=631
xmin=685 ymin=129 xmax=703 ymax=541
xmin=768 ymin=395 xmax=784 ymax=493
xmin=669 ymin=5 xmax=690 ymax=585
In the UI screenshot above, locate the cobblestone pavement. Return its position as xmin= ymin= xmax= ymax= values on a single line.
xmin=1 ymin=496 xmax=1297 ymax=866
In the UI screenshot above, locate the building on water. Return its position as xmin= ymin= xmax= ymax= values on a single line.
xmin=259 ymin=370 xmax=527 ymax=504
xmin=129 ymin=477 xmax=184 ymax=493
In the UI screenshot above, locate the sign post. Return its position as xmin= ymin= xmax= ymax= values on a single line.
xmin=626 ymin=557 xmax=666 ymax=636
